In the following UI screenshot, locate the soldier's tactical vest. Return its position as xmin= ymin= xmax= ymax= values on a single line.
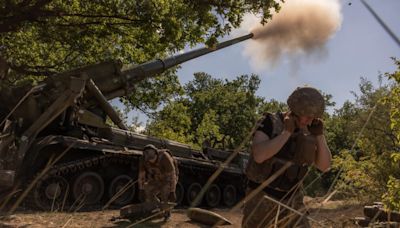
xmin=245 ymin=112 xmax=317 ymax=191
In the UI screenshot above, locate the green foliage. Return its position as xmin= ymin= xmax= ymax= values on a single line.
xmin=326 ymin=77 xmax=395 ymax=158
xmin=303 ymin=168 xmax=331 ymax=197
xmin=0 ymin=0 xmax=280 ymax=80
xmin=381 ymin=58 xmax=400 ymax=210
xmin=385 ymin=58 xmax=400 ymax=145
xmin=122 ymin=69 xmax=184 ymax=114
xmin=325 ymin=101 xmax=359 ymax=155
xmin=195 ymin=110 xmax=224 ymax=148
xmin=382 ymin=176 xmax=400 ymax=210
xmin=145 ymin=101 xmax=194 ymax=145
xmin=258 ymin=99 xmax=288 ymax=114
xmin=331 ymin=60 xmax=400 ymax=208
xmin=186 ymin=73 xmax=264 ymax=148
xmin=333 ymin=150 xmax=397 ymax=201
xmin=146 ymin=72 xmax=272 ymax=149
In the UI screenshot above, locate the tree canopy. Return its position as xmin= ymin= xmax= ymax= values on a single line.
xmin=146 ymin=72 xmax=269 ymax=149
xmin=381 ymin=58 xmax=400 ymax=210
xmin=0 ymin=0 xmax=281 ymax=113
xmin=327 ymin=61 xmax=400 ymax=209
xmin=0 ymin=0 xmax=280 ymax=81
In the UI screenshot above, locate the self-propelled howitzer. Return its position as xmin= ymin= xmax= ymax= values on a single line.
xmin=0 ymin=34 xmax=252 ymax=209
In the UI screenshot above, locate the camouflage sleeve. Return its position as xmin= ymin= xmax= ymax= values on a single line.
xmin=174 ymin=159 xmax=179 ymax=181
xmin=167 ymin=171 xmax=177 ymax=192
xmin=160 ymin=153 xmax=174 ymax=173
xmin=160 ymin=153 xmax=177 ymax=192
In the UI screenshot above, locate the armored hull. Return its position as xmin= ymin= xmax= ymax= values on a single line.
xmin=21 ymin=128 xmax=248 ymax=210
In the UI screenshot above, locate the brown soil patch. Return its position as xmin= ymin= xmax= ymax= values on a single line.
xmin=0 ymin=200 xmax=363 ymax=228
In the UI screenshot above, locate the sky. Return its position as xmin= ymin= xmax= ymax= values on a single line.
xmin=123 ymin=0 xmax=400 ymax=127
xmin=176 ymin=0 xmax=400 ymax=113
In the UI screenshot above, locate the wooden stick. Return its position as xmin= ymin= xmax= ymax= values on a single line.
xmin=214 ymin=161 xmax=293 ymax=228
xmin=322 ymin=189 xmax=337 ymax=204
xmin=262 ymin=194 xmax=324 ymax=226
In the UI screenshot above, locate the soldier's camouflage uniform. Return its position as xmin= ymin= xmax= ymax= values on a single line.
xmin=139 ymin=149 xmax=178 ymax=203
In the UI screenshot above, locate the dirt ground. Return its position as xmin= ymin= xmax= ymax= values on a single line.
xmin=0 ymin=199 xmax=363 ymax=228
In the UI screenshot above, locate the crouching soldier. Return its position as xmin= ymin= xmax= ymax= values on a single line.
xmin=138 ymin=144 xmax=179 ymax=220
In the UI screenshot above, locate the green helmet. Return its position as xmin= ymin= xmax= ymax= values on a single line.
xmin=287 ymin=87 xmax=325 ymax=118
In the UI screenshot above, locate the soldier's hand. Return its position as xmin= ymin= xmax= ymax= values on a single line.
xmin=138 ymin=189 xmax=145 ymax=202
xmin=283 ymin=112 xmax=296 ymax=134
xmin=308 ymin=118 xmax=324 ymax=136
xmin=168 ymin=192 xmax=176 ymax=202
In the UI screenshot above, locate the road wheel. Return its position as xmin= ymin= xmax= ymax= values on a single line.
xmin=33 ymin=175 xmax=69 ymax=210
xmin=175 ymin=182 xmax=184 ymax=206
xmin=186 ymin=182 xmax=202 ymax=206
xmin=222 ymin=184 xmax=237 ymax=207
xmin=72 ymin=171 xmax=104 ymax=206
xmin=205 ymin=184 xmax=221 ymax=208
xmin=108 ymin=175 xmax=135 ymax=206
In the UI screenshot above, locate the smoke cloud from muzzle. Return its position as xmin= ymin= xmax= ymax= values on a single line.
xmin=240 ymin=0 xmax=342 ymax=71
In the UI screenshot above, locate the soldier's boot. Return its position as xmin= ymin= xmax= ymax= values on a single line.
xmin=119 ymin=201 xmax=160 ymax=222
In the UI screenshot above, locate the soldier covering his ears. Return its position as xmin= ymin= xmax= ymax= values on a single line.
xmin=242 ymin=86 xmax=332 ymax=227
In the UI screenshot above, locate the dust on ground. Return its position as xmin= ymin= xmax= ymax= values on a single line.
xmin=0 ymin=199 xmax=363 ymax=228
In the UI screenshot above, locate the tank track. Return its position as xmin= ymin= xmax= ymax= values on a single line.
xmin=25 ymin=152 xmax=242 ymax=210
xmin=26 ymin=153 xmax=135 ymax=210
xmin=177 ymin=160 xmax=244 ymax=207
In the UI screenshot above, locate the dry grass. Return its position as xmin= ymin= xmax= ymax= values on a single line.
xmin=306 ymin=197 xmax=364 ymax=227
xmin=0 ymin=210 xmax=119 ymax=228
xmin=0 ymin=199 xmax=364 ymax=228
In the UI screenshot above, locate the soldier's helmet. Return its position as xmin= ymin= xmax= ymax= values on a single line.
xmin=287 ymin=87 xmax=325 ymax=118
xmin=143 ymin=144 xmax=158 ymax=161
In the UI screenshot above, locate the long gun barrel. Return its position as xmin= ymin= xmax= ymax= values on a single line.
xmin=122 ymin=33 xmax=253 ymax=84
xmin=45 ymin=33 xmax=254 ymax=102
xmin=107 ymin=33 xmax=254 ymax=100
xmin=45 ymin=33 xmax=253 ymax=102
